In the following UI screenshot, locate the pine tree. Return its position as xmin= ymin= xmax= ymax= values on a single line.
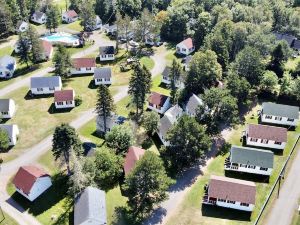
xmin=18 ymin=33 xmax=31 ymax=68
xmin=96 ymin=84 xmax=115 ymax=133
xmin=53 ymin=45 xmax=72 ymax=78
xmin=128 ymin=63 xmax=152 ymax=118
xmin=16 ymin=0 xmax=29 ymax=20
xmin=169 ymin=59 xmax=182 ymax=104
xmin=46 ymin=5 xmax=60 ymax=32
xmin=27 ymin=25 xmax=44 ymax=63
xmin=0 ymin=0 xmax=14 ymax=38
xmin=80 ymin=0 xmax=96 ymax=31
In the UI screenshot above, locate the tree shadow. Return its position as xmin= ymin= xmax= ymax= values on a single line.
xmin=110 ymin=206 xmax=140 ymax=225
xmin=48 ymin=103 xmax=74 ymax=114
xmin=0 ymin=118 xmax=10 ymax=124
xmin=201 ymin=204 xmax=251 ymax=221
xmin=0 ymin=145 xmax=13 ymax=153
xmin=88 ymin=80 xmax=97 ymax=89
xmin=143 ymin=207 xmax=167 ymax=225
xmin=150 ymin=133 xmax=162 ymax=150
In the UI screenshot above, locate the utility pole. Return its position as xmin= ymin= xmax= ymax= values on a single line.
xmin=0 ymin=158 xmax=4 ymax=222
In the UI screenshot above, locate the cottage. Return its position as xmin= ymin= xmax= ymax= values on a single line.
xmin=0 ymin=55 xmax=17 ymax=79
xmin=161 ymin=67 xmax=184 ymax=88
xmin=261 ymin=102 xmax=299 ymax=127
xmin=17 ymin=21 xmax=28 ymax=33
xmin=0 ymin=124 xmax=19 ymax=146
xmin=74 ymin=187 xmax=107 ymax=225
xmin=244 ymin=124 xmax=287 ymax=150
xmin=54 ymin=90 xmax=75 ymax=109
xmin=185 ymin=94 xmax=203 ymax=117
xmin=96 ymin=113 xmax=126 ymax=133
xmin=145 ymin=33 xmax=162 ymax=46
xmin=176 ymin=38 xmax=195 ymax=56
xmin=123 ymin=146 xmax=146 ymax=175
xmin=157 ymin=105 xmax=183 ymax=146
xmin=147 ymin=92 xmax=171 ymax=114
xmin=225 ymin=146 xmax=274 ymax=176
xmin=203 ymin=175 xmax=256 ymax=212
xmin=30 ymin=76 xmax=62 ymax=95
xmin=71 ymin=58 xmax=96 ymax=75
xmin=30 ymin=11 xmax=47 ymax=24
xmin=0 ymin=99 xmax=16 ymax=119
xmin=102 ymin=24 xmax=117 ymax=35
xmin=41 ymin=40 xmax=54 ymax=60
xmin=94 ymin=67 xmax=112 ymax=85
xmin=62 ymin=10 xmax=78 ymax=23
xmin=13 ymin=166 xmax=52 ymax=201
xmin=99 ymin=46 xmax=115 ymax=61
xmin=183 ymin=55 xmax=192 ymax=71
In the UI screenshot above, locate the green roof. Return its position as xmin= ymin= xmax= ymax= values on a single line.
xmin=230 ymin=146 xmax=274 ymax=168
xmin=262 ymin=102 xmax=299 ymax=119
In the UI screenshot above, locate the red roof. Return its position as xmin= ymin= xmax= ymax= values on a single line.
xmin=13 ymin=166 xmax=50 ymax=195
xmin=148 ymin=92 xmax=169 ymax=107
xmin=178 ymin=38 xmax=194 ymax=49
xmin=54 ymin=89 xmax=75 ymax=102
xmin=72 ymin=58 xmax=96 ymax=68
xmin=208 ymin=175 xmax=256 ymax=204
xmin=66 ymin=10 xmax=78 ymax=18
xmin=123 ymin=146 xmax=145 ymax=175
xmin=247 ymin=124 xmax=287 ymax=142
xmin=41 ymin=40 xmax=53 ymax=56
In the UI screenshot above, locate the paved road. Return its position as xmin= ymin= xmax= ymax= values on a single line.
xmin=265 ymin=143 xmax=300 ymax=225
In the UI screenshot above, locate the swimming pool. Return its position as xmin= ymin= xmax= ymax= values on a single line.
xmin=40 ymin=32 xmax=80 ymax=46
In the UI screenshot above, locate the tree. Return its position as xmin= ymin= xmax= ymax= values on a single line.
xmin=27 ymin=25 xmax=44 ymax=63
xmin=105 ymin=123 xmax=134 ymax=155
xmin=18 ymin=33 xmax=31 ymax=68
xmin=269 ymin=41 xmax=292 ymax=75
xmin=292 ymin=76 xmax=300 ymax=101
xmin=128 ymin=63 xmax=152 ymax=118
xmin=279 ymin=72 xmax=293 ymax=97
xmin=17 ymin=0 xmax=29 ymax=19
xmin=53 ymin=45 xmax=72 ymax=78
xmin=0 ymin=0 xmax=14 ymax=38
xmin=117 ymin=0 xmax=142 ymax=18
xmin=185 ymin=50 xmax=222 ymax=94
xmin=95 ymin=0 xmax=115 ymax=23
xmin=95 ymin=84 xmax=115 ymax=133
xmin=260 ymin=70 xmax=279 ymax=94
xmin=196 ymin=88 xmax=239 ymax=135
xmin=142 ymin=111 xmax=160 ymax=135
xmin=80 ymin=0 xmax=96 ymax=31
xmin=193 ymin=12 xmax=212 ymax=49
xmin=169 ymin=59 xmax=182 ymax=104
xmin=135 ymin=8 xmax=155 ymax=42
xmin=116 ymin=12 xmax=132 ymax=52
xmin=123 ymin=151 xmax=173 ymax=219
xmin=0 ymin=128 xmax=9 ymax=151
xmin=231 ymin=46 xmax=265 ymax=86
xmin=46 ymin=5 xmax=60 ymax=32
xmin=52 ymin=124 xmax=82 ymax=175
xmin=161 ymin=115 xmax=211 ymax=173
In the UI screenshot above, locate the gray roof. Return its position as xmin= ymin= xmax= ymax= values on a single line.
xmin=274 ymin=32 xmax=297 ymax=46
xmin=262 ymin=102 xmax=299 ymax=119
xmin=162 ymin=67 xmax=171 ymax=78
xmin=0 ymin=124 xmax=16 ymax=138
xmin=158 ymin=105 xmax=182 ymax=137
xmin=30 ymin=76 xmax=61 ymax=88
xmin=74 ymin=186 xmax=107 ymax=225
xmin=230 ymin=146 xmax=274 ymax=169
xmin=292 ymin=39 xmax=300 ymax=50
xmin=0 ymin=99 xmax=12 ymax=112
xmin=33 ymin=11 xmax=45 ymax=20
xmin=99 ymin=46 xmax=115 ymax=55
xmin=158 ymin=115 xmax=173 ymax=138
xmin=94 ymin=67 xmax=112 ymax=79
xmin=186 ymin=94 xmax=203 ymax=115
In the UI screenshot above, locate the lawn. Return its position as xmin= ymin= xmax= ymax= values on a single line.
xmin=0 ymin=46 xmax=13 ymax=57
xmin=140 ymin=57 xmax=155 ymax=70
xmin=151 ymin=75 xmax=170 ymax=96
xmin=165 ymin=104 xmax=300 ymax=225
xmin=66 ymin=21 xmax=83 ymax=32
xmin=0 ymin=212 xmax=18 ymax=225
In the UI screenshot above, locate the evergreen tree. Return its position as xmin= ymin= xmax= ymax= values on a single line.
xmin=128 ymin=63 xmax=152 ymax=118
xmin=0 ymin=0 xmax=14 ymax=38
xmin=18 ymin=33 xmax=31 ymax=68
xmin=52 ymin=123 xmax=82 ymax=175
xmin=53 ymin=45 xmax=72 ymax=78
xmin=80 ymin=0 xmax=96 ymax=31
xmin=169 ymin=59 xmax=182 ymax=104
xmin=0 ymin=128 xmax=9 ymax=151
xmin=123 ymin=151 xmax=173 ymax=219
xmin=95 ymin=84 xmax=115 ymax=133
xmin=17 ymin=0 xmax=29 ymax=20
xmin=27 ymin=25 xmax=44 ymax=63
xmin=46 ymin=5 xmax=60 ymax=32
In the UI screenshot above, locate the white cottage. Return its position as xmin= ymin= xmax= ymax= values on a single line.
xmin=244 ymin=124 xmax=287 ymax=150
xmin=225 ymin=146 xmax=274 ymax=176
xmin=54 ymin=89 xmax=75 ymax=109
xmin=71 ymin=58 xmax=96 ymax=75
xmin=176 ymin=38 xmax=195 ymax=56
xmin=94 ymin=67 xmax=112 ymax=85
xmin=0 ymin=55 xmax=17 ymax=79
xmin=30 ymin=11 xmax=47 ymax=24
xmin=62 ymin=10 xmax=78 ymax=23
xmin=30 ymin=76 xmax=62 ymax=95
xmin=13 ymin=166 xmax=52 ymax=201
xmin=0 ymin=124 xmax=19 ymax=146
xmin=203 ymin=175 xmax=256 ymax=212
xmin=261 ymin=102 xmax=299 ymax=127
xmin=161 ymin=67 xmax=184 ymax=88
xmin=17 ymin=21 xmax=29 ymax=33
xmin=99 ymin=46 xmax=115 ymax=61
xmin=0 ymin=99 xmax=16 ymax=119
xmin=147 ymin=92 xmax=171 ymax=114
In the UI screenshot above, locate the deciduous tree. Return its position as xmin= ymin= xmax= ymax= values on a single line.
xmin=142 ymin=111 xmax=160 ymax=135
xmin=53 ymin=44 xmax=72 ymax=78
xmin=0 ymin=128 xmax=9 ymax=151
xmin=169 ymin=59 xmax=182 ymax=104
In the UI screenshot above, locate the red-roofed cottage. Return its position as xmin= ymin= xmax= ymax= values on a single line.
xmin=147 ymin=92 xmax=171 ymax=114
xmin=176 ymin=38 xmax=195 ymax=56
xmin=41 ymin=40 xmax=53 ymax=61
xmin=54 ymin=89 xmax=75 ymax=109
xmin=203 ymin=175 xmax=256 ymax=212
xmin=244 ymin=124 xmax=287 ymax=150
xmin=13 ymin=166 xmax=52 ymax=201
xmin=71 ymin=58 xmax=96 ymax=75
xmin=123 ymin=146 xmax=145 ymax=175
xmin=62 ymin=10 xmax=78 ymax=23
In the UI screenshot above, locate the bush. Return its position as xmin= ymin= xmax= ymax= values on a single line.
xmin=75 ymin=95 xmax=83 ymax=106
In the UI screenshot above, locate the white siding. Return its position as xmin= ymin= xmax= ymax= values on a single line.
xmin=94 ymin=78 xmax=112 ymax=85
xmin=161 ymin=77 xmax=184 ymax=88
xmin=70 ymin=67 xmax=96 ymax=75
xmin=261 ymin=114 xmax=298 ymax=127
xmin=99 ymin=54 xmax=115 ymax=62
xmin=225 ymin=163 xmax=272 ymax=176
xmin=31 ymin=84 xmax=62 ymax=95
xmin=55 ymin=100 xmax=75 ymax=109
xmin=1 ymin=100 xmax=16 ymax=119
xmin=216 ymin=200 xmax=254 ymax=212
xmin=147 ymin=98 xmax=171 ymax=114
xmin=246 ymin=136 xmax=286 ymax=150
xmin=175 ymin=43 xmax=195 ymax=56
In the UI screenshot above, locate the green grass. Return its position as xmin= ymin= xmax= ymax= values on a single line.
xmin=0 ymin=212 xmax=18 ymax=225
xmin=165 ymin=104 xmax=300 ymax=225
xmin=140 ymin=57 xmax=155 ymax=70
xmin=284 ymin=57 xmax=300 ymax=72
xmin=151 ymin=75 xmax=170 ymax=96
xmin=0 ymin=46 xmax=13 ymax=57
xmin=66 ymin=21 xmax=83 ymax=32
xmin=78 ymin=119 xmax=105 ymax=146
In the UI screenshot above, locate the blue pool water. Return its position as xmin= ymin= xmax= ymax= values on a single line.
xmin=40 ymin=33 xmax=79 ymax=45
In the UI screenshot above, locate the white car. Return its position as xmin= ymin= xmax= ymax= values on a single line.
xmin=129 ymin=40 xmax=139 ymax=47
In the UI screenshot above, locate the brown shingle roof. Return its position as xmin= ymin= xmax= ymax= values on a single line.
xmin=208 ymin=175 xmax=256 ymax=204
xmin=54 ymin=90 xmax=74 ymax=102
xmin=123 ymin=146 xmax=145 ymax=175
xmin=178 ymin=38 xmax=194 ymax=49
xmin=41 ymin=40 xmax=53 ymax=56
xmin=148 ymin=92 xmax=169 ymax=107
xmin=247 ymin=124 xmax=287 ymax=142
xmin=66 ymin=10 xmax=78 ymax=18
xmin=13 ymin=166 xmax=50 ymax=195
xmin=72 ymin=58 xmax=96 ymax=68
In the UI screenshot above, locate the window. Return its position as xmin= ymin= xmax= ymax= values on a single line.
xmin=260 ymin=167 xmax=268 ymax=171
xmin=2 ymin=112 xmax=8 ymax=115
xmin=76 ymin=68 xmax=81 ymax=71
xmin=37 ymin=88 xmax=43 ymax=92
xmin=275 ymin=116 xmax=282 ymax=121
xmin=86 ymin=67 xmax=91 ymax=71
xmin=149 ymin=103 xmax=153 ymax=107
xmin=287 ymin=118 xmax=294 ymax=122
xmin=57 ymin=102 xmax=63 ymax=105
xmin=49 ymin=87 xmax=55 ymax=91
xmin=250 ymin=138 xmax=258 ymax=142
xmin=218 ymin=198 xmax=226 ymax=202
xmin=227 ymin=200 xmax=236 ymax=204
xmin=261 ymin=139 xmax=269 ymax=144
xmin=105 ymin=78 xmax=110 ymax=81
xmin=274 ymin=141 xmax=282 ymax=145
xmin=182 ymin=48 xmax=186 ymax=52
xmin=247 ymin=165 xmax=256 ymax=169
xmin=265 ymin=115 xmax=273 ymax=119
xmin=97 ymin=79 xmax=102 ymax=82
xmin=240 ymin=203 xmax=249 ymax=207
xmin=157 ymin=105 xmax=161 ymax=110
xmin=67 ymin=101 xmax=73 ymax=105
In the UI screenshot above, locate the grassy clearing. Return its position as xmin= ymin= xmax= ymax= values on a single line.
xmin=151 ymin=75 xmax=170 ymax=96
xmin=0 ymin=46 xmax=13 ymax=57
xmin=0 ymin=212 xmax=18 ymax=225
xmin=140 ymin=57 xmax=155 ymax=70
xmin=66 ymin=21 xmax=83 ymax=32
xmin=165 ymin=104 xmax=300 ymax=225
